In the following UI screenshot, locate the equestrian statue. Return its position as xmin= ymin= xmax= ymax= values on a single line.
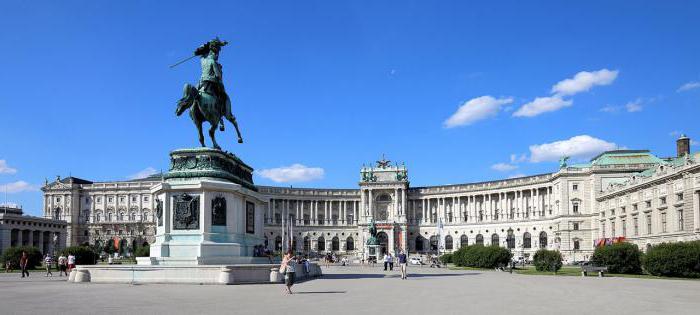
xmin=175 ymin=38 xmax=243 ymax=150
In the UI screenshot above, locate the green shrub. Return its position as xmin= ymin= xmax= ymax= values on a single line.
xmin=135 ymin=245 xmax=150 ymax=257
xmin=59 ymin=246 xmax=98 ymax=265
xmin=643 ymin=241 xmax=700 ymax=278
xmin=1 ymin=246 xmax=43 ymax=269
xmin=533 ymin=249 xmax=562 ymax=272
xmin=590 ymin=242 xmax=642 ymax=274
xmin=103 ymin=241 xmax=116 ymax=254
xmin=453 ymin=245 xmax=512 ymax=268
xmin=439 ymin=253 xmax=453 ymax=264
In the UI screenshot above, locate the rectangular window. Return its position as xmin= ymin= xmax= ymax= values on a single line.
xmin=661 ymin=213 xmax=667 ymax=233
xmin=622 ymin=219 xmax=627 ymax=237
xmin=621 ymin=206 xmax=625 ymax=213
xmin=645 ymin=201 xmax=651 ymax=208
xmin=601 ymin=221 xmax=606 ymax=238
xmin=246 ymin=201 xmax=255 ymax=234
xmin=119 ymin=197 xmax=125 ymax=203
xmin=573 ymin=203 xmax=579 ymax=214
xmin=677 ymin=193 xmax=684 ymax=201
xmin=573 ymin=240 xmax=580 ymax=250
xmin=634 ymin=217 xmax=639 ymax=236
xmin=633 ymin=204 xmax=638 ymax=211
xmin=108 ymin=197 xmax=113 ymax=203
xmin=572 ymin=184 xmax=578 ymax=191
xmin=678 ymin=210 xmax=684 ymax=231
xmin=610 ymin=209 xmax=615 ymax=216
xmin=646 ymin=215 xmax=652 ymax=235
xmin=144 ymin=196 xmax=149 ymax=202
xmin=611 ymin=220 xmax=616 ymax=237
xmin=660 ymin=197 xmax=666 ymax=205
xmin=573 ymin=222 xmax=579 ymax=230
xmin=56 ymin=197 xmax=61 ymax=202
xmin=97 ymin=197 xmax=102 ymax=203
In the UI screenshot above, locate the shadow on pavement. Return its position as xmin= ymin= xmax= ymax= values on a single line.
xmin=320 ymin=272 xmax=480 ymax=280
xmin=293 ymin=291 xmax=347 ymax=294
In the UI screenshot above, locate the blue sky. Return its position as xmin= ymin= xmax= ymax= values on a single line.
xmin=1 ymin=1 xmax=699 ymax=216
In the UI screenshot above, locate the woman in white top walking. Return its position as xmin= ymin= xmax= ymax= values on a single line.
xmin=280 ymin=250 xmax=296 ymax=294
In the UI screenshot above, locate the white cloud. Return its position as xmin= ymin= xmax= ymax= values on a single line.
xmin=258 ymin=164 xmax=324 ymax=183
xmin=529 ymin=135 xmax=618 ymax=163
xmin=127 ymin=167 xmax=159 ymax=180
xmin=600 ymin=105 xmax=619 ymax=113
xmin=0 ymin=160 xmax=17 ymax=175
xmin=513 ymin=96 xmax=572 ymax=117
xmin=677 ymin=81 xmax=700 ymax=92
xmin=443 ymin=96 xmax=514 ymax=128
xmin=625 ymin=100 xmax=643 ymax=112
xmin=510 ymin=154 xmax=527 ymax=163
xmin=551 ymin=69 xmax=619 ymax=96
xmin=491 ymin=163 xmax=518 ymax=172
xmin=0 ymin=181 xmax=39 ymax=193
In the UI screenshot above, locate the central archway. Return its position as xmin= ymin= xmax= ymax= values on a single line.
xmin=377 ymin=231 xmax=389 ymax=256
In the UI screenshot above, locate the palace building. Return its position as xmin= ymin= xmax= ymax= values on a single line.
xmin=41 ymin=136 xmax=700 ymax=262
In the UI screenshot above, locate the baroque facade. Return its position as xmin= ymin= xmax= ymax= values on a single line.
xmin=0 ymin=205 xmax=67 ymax=255
xmin=42 ymin=136 xmax=700 ymax=262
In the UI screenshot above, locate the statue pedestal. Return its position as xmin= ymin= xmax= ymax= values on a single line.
xmin=143 ymin=148 xmax=268 ymax=265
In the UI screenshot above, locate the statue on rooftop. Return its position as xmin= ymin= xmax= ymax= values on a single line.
xmin=175 ymin=38 xmax=243 ymax=150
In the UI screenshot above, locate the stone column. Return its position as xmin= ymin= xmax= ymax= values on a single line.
xmin=694 ymin=191 xmax=700 ymax=232
xmin=368 ymin=190 xmax=374 ymax=218
xmin=401 ymin=188 xmax=406 ymax=218
xmin=394 ymin=188 xmax=399 ymax=220
xmin=422 ymin=199 xmax=427 ymax=223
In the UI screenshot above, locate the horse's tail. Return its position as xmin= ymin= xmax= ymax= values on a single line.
xmin=176 ymin=84 xmax=198 ymax=116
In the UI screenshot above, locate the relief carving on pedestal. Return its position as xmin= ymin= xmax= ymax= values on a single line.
xmin=211 ymin=196 xmax=226 ymax=226
xmin=173 ymin=193 xmax=200 ymax=230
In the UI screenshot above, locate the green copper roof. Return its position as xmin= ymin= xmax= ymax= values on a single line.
xmin=590 ymin=150 xmax=664 ymax=166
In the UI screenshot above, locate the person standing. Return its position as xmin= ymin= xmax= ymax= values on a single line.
xmin=67 ymin=253 xmax=76 ymax=273
xmin=57 ymin=254 xmax=68 ymax=276
xmin=398 ymin=251 xmax=408 ymax=280
xmin=388 ymin=253 xmax=394 ymax=271
xmin=383 ymin=253 xmax=390 ymax=271
xmin=280 ymin=250 xmax=296 ymax=294
xmin=19 ymin=252 xmax=29 ymax=278
xmin=43 ymin=254 xmax=53 ymax=277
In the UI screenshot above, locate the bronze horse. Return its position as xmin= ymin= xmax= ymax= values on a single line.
xmin=176 ymin=83 xmax=243 ymax=150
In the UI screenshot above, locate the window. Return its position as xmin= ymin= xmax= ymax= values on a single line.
xmin=572 ymin=184 xmax=578 ymax=191
xmin=523 ymin=232 xmax=531 ymax=249
xmin=119 ymin=197 xmax=125 ymax=203
xmin=645 ymin=201 xmax=651 ymax=208
xmin=106 ymin=230 xmax=112 ymax=235
xmin=85 ymin=197 xmax=90 ymax=203
xmin=621 ymin=206 xmax=625 ymax=213
xmin=107 ymin=212 xmax=113 ymax=222
xmin=573 ymin=239 xmax=580 ymax=250
xmin=144 ymin=196 xmax=149 ymax=202
xmin=460 ymin=234 xmax=469 ymax=248
xmin=539 ymin=232 xmax=547 ymax=249
xmin=676 ymin=193 xmax=684 ymax=202
xmin=601 ymin=221 xmax=606 ymax=238
xmin=611 ymin=220 xmax=616 ymax=236
xmin=622 ymin=219 xmax=627 ymax=237
xmin=633 ymin=204 xmax=638 ymax=211
xmin=661 ymin=213 xmax=667 ymax=233
xmin=97 ymin=197 xmax=102 ymax=203
xmin=108 ymin=197 xmax=113 ymax=203
xmin=611 ymin=209 xmax=615 ymax=216
xmin=660 ymin=197 xmax=666 ymax=205
xmin=131 ymin=196 xmax=137 ymax=202
xmin=572 ymin=222 xmax=579 ymax=231
xmin=678 ymin=210 xmax=684 ymax=231
xmin=491 ymin=234 xmax=499 ymax=247
xmin=346 ymin=237 xmax=354 ymax=251
xmin=56 ymin=197 xmax=61 ymax=202
xmin=506 ymin=230 xmax=515 ymax=249
xmin=646 ymin=215 xmax=652 ymax=235
xmin=633 ymin=217 xmax=639 ymax=236
xmin=445 ymin=235 xmax=454 ymax=250
xmin=572 ymin=203 xmax=579 ymax=214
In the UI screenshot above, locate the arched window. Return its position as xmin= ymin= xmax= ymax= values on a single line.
xmin=317 ymin=236 xmax=325 ymax=251
xmin=491 ymin=233 xmax=500 ymax=246
xmin=415 ymin=236 xmax=424 ymax=251
xmin=573 ymin=239 xmax=580 ymax=250
xmin=107 ymin=212 xmax=113 ymax=222
xmin=460 ymin=234 xmax=468 ymax=247
xmin=346 ymin=237 xmax=354 ymax=251
xmin=429 ymin=235 xmax=439 ymax=251
xmin=332 ymin=237 xmax=340 ymax=251
xmin=523 ymin=232 xmax=531 ymax=249
xmin=445 ymin=235 xmax=453 ymax=250
xmin=506 ymin=229 xmax=515 ymax=249
xmin=476 ymin=234 xmax=484 ymax=245
xmin=275 ymin=236 xmax=282 ymax=251
xmin=645 ymin=243 xmax=652 ymax=252
xmin=539 ymin=231 xmax=547 ymax=249
xmin=95 ymin=211 xmax=102 ymax=222
xmin=118 ymin=212 xmax=125 ymax=221
xmin=143 ymin=211 xmax=150 ymax=222
xmin=129 ymin=212 xmax=136 ymax=221
xmin=303 ymin=236 xmax=310 ymax=253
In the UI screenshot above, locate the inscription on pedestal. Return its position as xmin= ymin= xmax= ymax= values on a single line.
xmin=212 ymin=196 xmax=227 ymax=226
xmin=174 ymin=193 xmax=200 ymax=230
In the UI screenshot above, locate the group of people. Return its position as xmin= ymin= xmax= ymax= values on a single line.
xmin=383 ymin=251 xmax=408 ymax=279
xmin=4 ymin=251 xmax=75 ymax=278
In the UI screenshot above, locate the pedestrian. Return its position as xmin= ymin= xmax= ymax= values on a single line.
xmin=44 ymin=254 xmax=53 ymax=277
xmin=67 ymin=253 xmax=76 ymax=272
xmin=5 ymin=260 xmax=12 ymax=273
xmin=383 ymin=253 xmax=390 ymax=271
xmin=280 ymin=249 xmax=296 ymax=294
xmin=19 ymin=251 xmax=29 ymax=278
xmin=388 ymin=253 xmax=394 ymax=271
xmin=58 ymin=254 xmax=68 ymax=276
xmin=398 ymin=251 xmax=408 ymax=279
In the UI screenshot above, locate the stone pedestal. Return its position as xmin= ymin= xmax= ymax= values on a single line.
xmin=142 ymin=148 xmax=268 ymax=266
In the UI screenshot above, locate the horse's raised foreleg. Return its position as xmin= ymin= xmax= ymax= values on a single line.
xmin=209 ymin=123 xmax=221 ymax=150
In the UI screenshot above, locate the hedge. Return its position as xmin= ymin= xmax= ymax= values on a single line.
xmin=643 ymin=241 xmax=700 ymax=278
xmin=1 ymin=246 xmax=43 ymax=269
xmin=533 ymin=249 xmax=562 ymax=272
xmin=59 ymin=246 xmax=99 ymax=265
xmin=453 ymin=245 xmax=511 ymax=268
xmin=135 ymin=245 xmax=150 ymax=257
xmin=439 ymin=253 xmax=453 ymax=264
xmin=590 ymin=242 xmax=642 ymax=274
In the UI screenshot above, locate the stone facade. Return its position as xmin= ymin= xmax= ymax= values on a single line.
xmin=0 ymin=205 xmax=67 ymax=255
xmin=41 ymin=138 xmax=700 ymax=262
